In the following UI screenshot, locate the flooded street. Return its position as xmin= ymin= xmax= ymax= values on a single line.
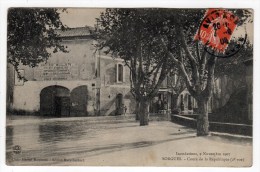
xmin=6 ymin=115 xmax=252 ymax=166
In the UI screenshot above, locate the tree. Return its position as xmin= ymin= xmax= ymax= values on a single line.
xmin=98 ymin=9 xmax=173 ymax=125
xmin=159 ymin=9 xmax=252 ymax=136
xmin=212 ymin=40 xmax=253 ymax=113
xmin=7 ymin=8 xmax=68 ymax=75
xmin=214 ymin=40 xmax=253 ymax=86
xmin=168 ymin=69 xmax=186 ymax=113
xmin=98 ymin=8 xmax=252 ymax=132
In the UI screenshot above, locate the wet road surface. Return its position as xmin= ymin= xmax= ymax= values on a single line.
xmin=6 ymin=115 xmax=252 ymax=166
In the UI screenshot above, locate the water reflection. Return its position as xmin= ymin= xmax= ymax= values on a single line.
xmin=6 ymin=126 xmax=14 ymax=164
xmin=6 ymin=126 xmax=13 ymax=148
xmin=7 ymin=116 xmax=190 ymax=165
xmin=38 ymin=122 xmax=84 ymax=143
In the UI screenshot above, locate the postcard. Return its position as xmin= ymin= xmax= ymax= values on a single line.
xmin=5 ymin=8 xmax=253 ymax=167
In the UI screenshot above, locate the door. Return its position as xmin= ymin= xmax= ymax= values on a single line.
xmin=54 ymin=97 xmax=62 ymax=117
xmin=115 ymin=94 xmax=123 ymax=115
xmin=40 ymin=86 xmax=70 ymax=116
xmin=60 ymin=97 xmax=71 ymax=117
xmin=70 ymin=86 xmax=88 ymax=116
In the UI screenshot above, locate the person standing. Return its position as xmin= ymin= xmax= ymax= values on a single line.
xmin=124 ymin=105 xmax=127 ymax=115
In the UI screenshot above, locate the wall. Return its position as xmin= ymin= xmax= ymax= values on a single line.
xmin=9 ymin=34 xmax=134 ymax=116
xmin=177 ymin=89 xmax=213 ymax=114
xmin=212 ymin=74 xmax=247 ymax=111
xmin=12 ymin=80 xmax=94 ymax=112
xmin=100 ymin=85 xmax=135 ymax=115
xmin=7 ymin=64 xmax=15 ymax=110
xmin=17 ymin=39 xmax=96 ymax=82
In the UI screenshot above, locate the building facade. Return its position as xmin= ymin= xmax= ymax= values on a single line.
xmin=7 ymin=27 xmax=136 ymax=117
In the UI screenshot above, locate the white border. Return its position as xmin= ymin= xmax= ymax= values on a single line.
xmin=0 ymin=0 xmax=259 ymax=172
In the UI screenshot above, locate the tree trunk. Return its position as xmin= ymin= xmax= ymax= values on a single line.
xmin=135 ymin=101 xmax=140 ymax=121
xmin=196 ymin=99 xmax=209 ymax=136
xmin=139 ymin=100 xmax=149 ymax=126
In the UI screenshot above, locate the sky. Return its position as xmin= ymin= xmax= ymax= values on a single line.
xmin=59 ymin=8 xmax=105 ymax=28
xmin=59 ymin=8 xmax=253 ymax=43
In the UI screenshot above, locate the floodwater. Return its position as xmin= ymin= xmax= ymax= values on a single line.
xmin=6 ymin=115 xmax=142 ymax=165
xmin=6 ymin=115 xmax=252 ymax=166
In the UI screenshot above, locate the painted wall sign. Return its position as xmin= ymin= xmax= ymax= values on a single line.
xmin=34 ymin=63 xmax=79 ymax=81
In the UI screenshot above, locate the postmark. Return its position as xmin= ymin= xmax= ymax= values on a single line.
xmin=195 ymin=9 xmax=247 ymax=58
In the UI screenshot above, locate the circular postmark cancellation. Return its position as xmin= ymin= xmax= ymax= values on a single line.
xmin=195 ymin=9 xmax=247 ymax=58
xmin=13 ymin=145 xmax=21 ymax=154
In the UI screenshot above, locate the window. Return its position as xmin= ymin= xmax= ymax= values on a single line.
xmin=117 ymin=63 xmax=124 ymax=83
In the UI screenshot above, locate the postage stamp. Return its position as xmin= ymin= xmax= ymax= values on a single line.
xmin=195 ymin=9 xmax=247 ymax=58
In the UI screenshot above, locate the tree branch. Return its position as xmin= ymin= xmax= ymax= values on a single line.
xmin=167 ymin=51 xmax=197 ymax=97
xmin=196 ymin=41 xmax=201 ymax=62
xmin=176 ymin=24 xmax=200 ymax=88
xmin=203 ymin=56 xmax=217 ymax=99
xmin=159 ymin=36 xmax=196 ymax=96
xmin=199 ymin=50 xmax=207 ymax=84
xmin=148 ymin=58 xmax=170 ymax=98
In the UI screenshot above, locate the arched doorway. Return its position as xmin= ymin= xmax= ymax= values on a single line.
xmin=70 ymin=86 xmax=88 ymax=116
xmin=40 ymin=86 xmax=70 ymax=117
xmin=115 ymin=93 xmax=123 ymax=115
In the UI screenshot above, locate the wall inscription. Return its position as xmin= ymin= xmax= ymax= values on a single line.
xmin=34 ymin=63 xmax=79 ymax=81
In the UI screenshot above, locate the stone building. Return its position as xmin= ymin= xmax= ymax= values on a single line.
xmin=7 ymin=27 xmax=135 ymax=117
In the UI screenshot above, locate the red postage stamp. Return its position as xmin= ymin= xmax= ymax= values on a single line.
xmin=195 ymin=9 xmax=239 ymax=53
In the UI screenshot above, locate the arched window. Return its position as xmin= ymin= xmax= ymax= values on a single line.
xmin=117 ymin=63 xmax=124 ymax=83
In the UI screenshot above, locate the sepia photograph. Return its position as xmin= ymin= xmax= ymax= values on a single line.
xmin=5 ymin=8 xmax=253 ymax=166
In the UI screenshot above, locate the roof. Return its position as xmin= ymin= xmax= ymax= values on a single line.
xmin=55 ymin=26 xmax=94 ymax=38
